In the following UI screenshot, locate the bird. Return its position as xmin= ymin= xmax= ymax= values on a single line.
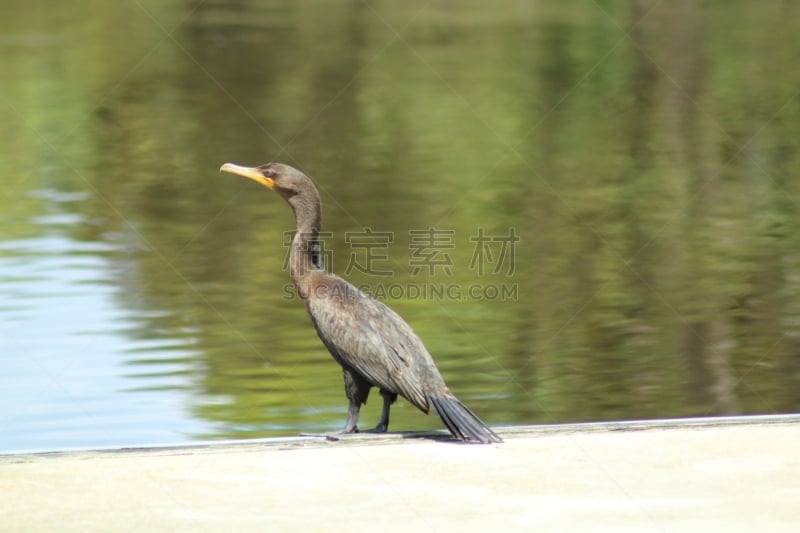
xmin=220 ymin=162 xmax=502 ymax=444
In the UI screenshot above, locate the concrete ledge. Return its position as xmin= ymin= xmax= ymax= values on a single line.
xmin=2 ymin=415 xmax=799 ymax=531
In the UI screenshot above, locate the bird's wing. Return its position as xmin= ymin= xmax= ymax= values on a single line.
xmin=306 ymin=279 xmax=430 ymax=411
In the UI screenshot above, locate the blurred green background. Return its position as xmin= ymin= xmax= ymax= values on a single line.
xmin=2 ymin=0 xmax=800 ymax=451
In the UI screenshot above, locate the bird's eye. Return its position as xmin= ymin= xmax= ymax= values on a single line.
xmin=262 ymin=168 xmax=275 ymax=178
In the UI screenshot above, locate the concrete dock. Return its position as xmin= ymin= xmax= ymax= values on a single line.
xmin=2 ymin=415 xmax=799 ymax=532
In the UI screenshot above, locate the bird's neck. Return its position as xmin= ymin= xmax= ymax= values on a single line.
xmin=289 ymin=202 xmax=323 ymax=299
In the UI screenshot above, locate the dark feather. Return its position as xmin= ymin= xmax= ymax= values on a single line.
xmin=429 ymin=395 xmax=502 ymax=444
xmin=307 ymin=274 xmax=432 ymax=412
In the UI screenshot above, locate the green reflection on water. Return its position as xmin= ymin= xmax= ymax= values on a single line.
xmin=2 ymin=0 xmax=800 ymax=446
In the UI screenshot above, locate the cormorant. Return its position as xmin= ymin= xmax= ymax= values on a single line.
xmin=220 ymin=162 xmax=501 ymax=444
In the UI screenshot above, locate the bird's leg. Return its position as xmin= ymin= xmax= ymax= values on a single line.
xmin=343 ymin=400 xmax=361 ymax=433
xmin=341 ymin=367 xmax=370 ymax=433
xmin=370 ymin=390 xmax=397 ymax=433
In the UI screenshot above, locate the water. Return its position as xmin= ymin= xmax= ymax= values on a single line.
xmin=2 ymin=0 xmax=800 ymax=453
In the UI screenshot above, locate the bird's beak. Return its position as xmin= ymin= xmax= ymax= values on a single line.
xmin=220 ymin=163 xmax=275 ymax=190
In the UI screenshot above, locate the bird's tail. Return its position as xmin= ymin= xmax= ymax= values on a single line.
xmin=428 ymin=394 xmax=502 ymax=444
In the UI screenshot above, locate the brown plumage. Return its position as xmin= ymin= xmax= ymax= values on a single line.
xmin=220 ymin=162 xmax=501 ymax=444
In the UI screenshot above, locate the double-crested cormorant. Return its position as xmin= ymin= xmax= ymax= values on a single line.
xmin=220 ymin=162 xmax=502 ymax=444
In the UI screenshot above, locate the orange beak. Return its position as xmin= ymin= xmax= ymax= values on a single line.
xmin=220 ymin=163 xmax=274 ymax=189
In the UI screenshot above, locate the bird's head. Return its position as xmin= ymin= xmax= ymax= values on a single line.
xmin=219 ymin=162 xmax=314 ymax=200
xmin=220 ymin=161 xmax=322 ymax=228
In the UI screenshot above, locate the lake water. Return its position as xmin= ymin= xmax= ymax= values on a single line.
xmin=2 ymin=0 xmax=800 ymax=452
